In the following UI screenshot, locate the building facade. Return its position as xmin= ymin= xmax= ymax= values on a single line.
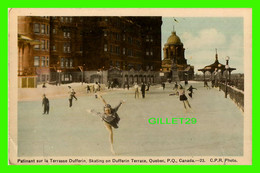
xmin=18 ymin=16 xmax=51 ymax=87
xmin=161 ymin=30 xmax=194 ymax=81
xmin=18 ymin=16 xmax=162 ymax=87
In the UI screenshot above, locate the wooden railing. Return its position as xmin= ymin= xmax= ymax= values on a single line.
xmin=218 ymin=82 xmax=244 ymax=112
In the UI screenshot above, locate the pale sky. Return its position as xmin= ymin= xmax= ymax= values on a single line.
xmin=161 ymin=17 xmax=244 ymax=73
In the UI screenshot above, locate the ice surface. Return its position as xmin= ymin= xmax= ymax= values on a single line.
xmin=18 ymin=82 xmax=243 ymax=156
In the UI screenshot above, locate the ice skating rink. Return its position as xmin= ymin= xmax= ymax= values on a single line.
xmin=18 ymin=82 xmax=243 ymax=156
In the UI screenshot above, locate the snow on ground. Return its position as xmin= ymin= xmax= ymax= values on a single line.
xmin=18 ymin=81 xmax=243 ymax=157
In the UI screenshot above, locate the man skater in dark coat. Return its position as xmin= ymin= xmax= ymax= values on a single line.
xmin=162 ymin=82 xmax=165 ymax=90
xmin=42 ymin=94 xmax=49 ymax=114
xmin=141 ymin=83 xmax=146 ymax=98
xmin=187 ymin=85 xmax=197 ymax=98
xmin=146 ymin=82 xmax=150 ymax=91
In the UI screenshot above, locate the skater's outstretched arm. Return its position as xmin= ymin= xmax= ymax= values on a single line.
xmin=98 ymin=95 xmax=107 ymax=105
xmin=87 ymin=109 xmax=104 ymax=119
xmin=113 ymin=100 xmax=125 ymax=112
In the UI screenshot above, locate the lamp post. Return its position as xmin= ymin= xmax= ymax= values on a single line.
xmin=225 ymin=56 xmax=230 ymax=98
xmin=57 ymin=69 xmax=62 ymax=86
xmin=218 ymin=69 xmax=221 ymax=91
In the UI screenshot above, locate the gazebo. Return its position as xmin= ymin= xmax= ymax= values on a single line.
xmin=198 ymin=49 xmax=236 ymax=84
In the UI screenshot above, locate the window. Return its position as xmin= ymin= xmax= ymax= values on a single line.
xmin=69 ymin=17 xmax=73 ymax=22
xmin=110 ymin=45 xmax=113 ymax=53
xmin=146 ymin=35 xmax=149 ymax=42
xmin=53 ymin=28 xmax=56 ymax=34
xmin=60 ymin=17 xmax=64 ymax=22
xmin=63 ymin=43 xmax=67 ymax=52
xmin=42 ymin=74 xmax=46 ymax=82
xmin=128 ymin=37 xmax=132 ymax=44
xmin=128 ymin=49 xmax=133 ymax=56
xmin=67 ymin=45 xmax=70 ymax=52
xmin=123 ymin=48 xmax=126 ymax=55
xmin=70 ymin=59 xmax=73 ymax=67
xmin=53 ymin=45 xmax=56 ymax=51
xmin=34 ymin=40 xmax=40 ymax=49
xmin=64 ymin=31 xmax=70 ymax=38
xmin=116 ymin=46 xmax=120 ymax=54
xmin=46 ymin=57 xmax=49 ymax=67
xmin=116 ymin=33 xmax=120 ymax=40
xmin=104 ymin=30 xmax=107 ymax=36
xmin=63 ymin=43 xmax=70 ymax=53
xmin=146 ymin=50 xmax=149 ymax=56
xmin=47 ymin=40 xmax=49 ymax=50
xmin=65 ymin=59 xmax=68 ymax=67
xmin=123 ymin=34 xmax=125 ymax=41
xmin=104 ymin=44 xmax=108 ymax=52
xmin=41 ymin=40 xmax=45 ymax=50
xmin=47 ymin=25 xmax=49 ymax=35
xmin=41 ymin=56 xmax=45 ymax=67
xmin=116 ymin=61 xmax=120 ymax=68
xmin=34 ymin=23 xmax=40 ymax=33
xmin=41 ymin=24 xmax=45 ymax=34
xmin=65 ymin=17 xmax=68 ymax=22
xmin=80 ymin=45 xmax=82 ymax=52
xmin=34 ymin=56 xmax=40 ymax=67
xmin=150 ymin=36 xmax=153 ymax=42
xmin=150 ymin=50 xmax=153 ymax=56
xmin=61 ymin=58 xmax=64 ymax=67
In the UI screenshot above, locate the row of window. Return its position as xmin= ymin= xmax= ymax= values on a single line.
xmin=34 ymin=56 xmax=49 ymax=67
xmin=34 ymin=39 xmax=49 ymax=50
xmin=37 ymin=74 xmax=50 ymax=83
xmin=34 ymin=23 xmax=49 ymax=34
xmin=104 ymin=32 xmax=142 ymax=45
xmin=104 ymin=44 xmax=152 ymax=57
xmin=60 ymin=58 xmax=73 ymax=68
xmin=60 ymin=17 xmax=73 ymax=23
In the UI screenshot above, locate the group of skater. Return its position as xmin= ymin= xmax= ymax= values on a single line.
xmin=40 ymin=81 xmax=199 ymax=155
xmin=134 ymin=82 xmax=150 ymax=99
xmin=41 ymin=85 xmax=79 ymax=115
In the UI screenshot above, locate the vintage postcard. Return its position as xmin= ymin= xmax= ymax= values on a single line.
xmin=8 ymin=8 xmax=252 ymax=165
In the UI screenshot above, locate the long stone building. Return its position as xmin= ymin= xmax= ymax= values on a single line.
xmin=18 ymin=16 xmax=162 ymax=87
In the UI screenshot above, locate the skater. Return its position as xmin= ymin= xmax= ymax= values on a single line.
xmin=71 ymin=89 xmax=77 ymax=100
xmin=187 ymin=85 xmax=197 ymax=98
xmin=98 ymin=82 xmax=101 ymax=91
xmin=179 ymin=85 xmax=192 ymax=110
xmin=146 ymin=82 xmax=150 ymax=91
xmin=204 ymin=80 xmax=210 ymax=89
xmin=162 ymin=82 xmax=165 ymax=90
xmin=86 ymin=85 xmax=91 ymax=93
xmin=173 ymin=82 xmax=178 ymax=90
xmin=141 ymin=83 xmax=146 ymax=98
xmin=42 ymin=94 xmax=49 ymax=114
xmin=185 ymin=80 xmax=188 ymax=86
xmin=127 ymin=83 xmax=130 ymax=90
xmin=42 ymin=83 xmax=46 ymax=88
xmin=108 ymin=81 xmax=111 ymax=89
xmin=134 ymin=83 xmax=139 ymax=99
xmin=211 ymin=80 xmax=215 ymax=88
xmin=68 ymin=87 xmax=77 ymax=107
xmin=94 ymin=82 xmax=99 ymax=98
xmin=89 ymin=95 xmax=125 ymax=155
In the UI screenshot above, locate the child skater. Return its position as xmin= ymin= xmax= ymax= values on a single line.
xmin=88 ymin=95 xmax=125 ymax=155
xmin=178 ymin=85 xmax=192 ymax=110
